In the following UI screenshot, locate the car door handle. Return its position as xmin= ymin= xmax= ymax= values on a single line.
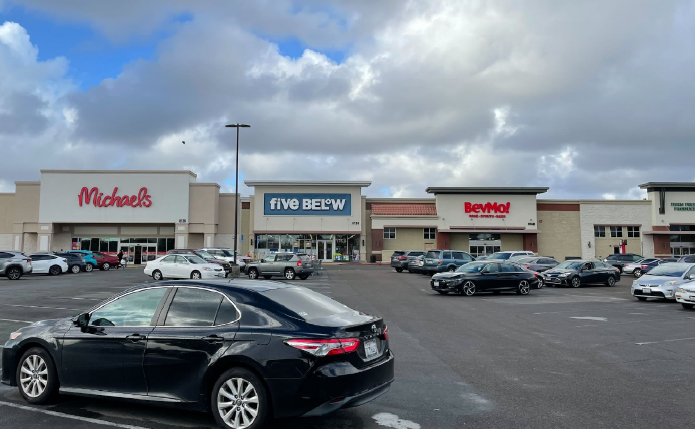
xmin=126 ymin=334 xmax=146 ymax=342
xmin=202 ymin=335 xmax=224 ymax=343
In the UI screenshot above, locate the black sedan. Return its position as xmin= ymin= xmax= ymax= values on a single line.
xmin=1 ymin=281 xmax=394 ymax=429
xmin=542 ymin=260 xmax=620 ymax=288
xmin=430 ymin=261 xmax=538 ymax=296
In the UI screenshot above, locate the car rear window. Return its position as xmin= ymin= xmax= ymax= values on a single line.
xmin=488 ymin=252 xmax=511 ymax=260
xmin=392 ymin=251 xmax=405 ymax=257
xmin=425 ymin=251 xmax=440 ymax=259
xmin=263 ymin=287 xmax=357 ymax=321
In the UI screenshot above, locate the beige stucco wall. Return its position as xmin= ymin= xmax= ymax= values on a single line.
xmin=537 ymin=210 xmax=582 ymax=261
xmin=450 ymin=233 xmax=469 ymax=251
xmin=15 ymin=183 xmax=40 ymax=224
xmin=0 ymin=194 xmax=15 ymax=234
xmin=52 ymin=233 xmax=72 ymax=251
xmin=595 ymin=237 xmax=642 ymax=258
xmin=240 ymin=205 xmax=250 ymax=255
xmin=189 ymin=184 xmax=220 ymax=225
xmin=218 ymin=194 xmax=239 ymax=234
xmin=648 ymin=190 xmax=695 ymax=227
xmin=500 ymin=234 xmax=524 ymax=251
xmin=188 ymin=233 xmax=204 ymax=249
xmin=23 ymin=233 xmax=37 ymax=254
xmin=382 ymin=228 xmax=435 ymax=252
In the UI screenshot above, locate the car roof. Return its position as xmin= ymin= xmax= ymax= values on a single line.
xmin=132 ymin=279 xmax=295 ymax=294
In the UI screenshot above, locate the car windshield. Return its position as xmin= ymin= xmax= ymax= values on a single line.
xmin=264 ymin=287 xmax=358 ymax=321
xmin=221 ymin=250 xmax=234 ymax=257
xmin=555 ymin=261 xmax=583 ymax=270
xmin=197 ymin=251 xmax=214 ymax=259
xmin=488 ymin=252 xmax=511 ymax=260
xmin=455 ymin=262 xmax=487 ymax=273
xmin=646 ymin=264 xmax=687 ymax=277
xmin=185 ymin=255 xmax=207 ymax=264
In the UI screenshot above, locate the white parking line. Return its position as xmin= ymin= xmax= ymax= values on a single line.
xmin=636 ymin=337 xmax=695 ymax=346
xmin=0 ymin=319 xmax=33 ymax=324
xmin=0 ymin=304 xmax=81 ymax=311
xmin=0 ymin=401 xmax=150 ymax=429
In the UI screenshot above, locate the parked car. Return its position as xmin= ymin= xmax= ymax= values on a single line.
xmin=639 ymin=258 xmax=678 ymax=276
xmin=66 ymin=250 xmax=97 ymax=272
xmin=144 ymin=254 xmax=225 ymax=280
xmin=513 ymin=256 xmax=558 ymax=273
xmin=245 ymin=253 xmax=314 ymax=280
xmin=486 ymin=251 xmax=535 ymax=261
xmin=678 ymin=255 xmax=695 ymax=263
xmin=28 ymin=253 xmax=68 ymax=276
xmin=199 ymin=248 xmax=247 ymax=267
xmin=90 ymin=251 xmax=121 ymax=271
xmin=631 ymin=263 xmax=695 ymax=301
xmin=54 ymin=252 xmax=86 ymax=274
xmin=408 ymin=255 xmax=425 ymax=274
xmin=421 ymin=250 xmax=474 ymax=274
xmin=623 ymin=258 xmax=659 ymax=277
xmin=604 ymin=253 xmax=643 ymax=273
xmin=431 ymin=261 xmax=537 ymax=295
xmin=542 ymin=260 xmax=620 ymax=288
xmin=474 ymin=254 xmax=491 ymax=261
xmin=1 ymin=281 xmax=394 ymax=428
xmin=675 ymin=282 xmax=695 ymax=309
xmin=168 ymin=249 xmax=232 ymax=277
xmin=390 ymin=250 xmax=425 ymax=273
xmin=0 ymin=250 xmax=32 ymax=280
xmin=509 ymin=261 xmax=545 ymax=289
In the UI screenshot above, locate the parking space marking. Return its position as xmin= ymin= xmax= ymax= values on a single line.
xmin=0 ymin=401 xmax=150 ymax=429
xmin=1 ymin=304 xmax=81 ymax=311
xmin=0 ymin=319 xmax=33 ymax=324
xmin=570 ymin=316 xmax=607 ymax=321
xmin=635 ymin=337 xmax=695 ymax=346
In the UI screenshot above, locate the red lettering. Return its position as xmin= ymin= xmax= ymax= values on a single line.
xmin=464 ymin=202 xmax=472 ymax=213
xmin=78 ymin=187 xmax=98 ymax=206
xmin=129 ymin=195 xmax=137 ymax=206
xmin=464 ymin=201 xmax=511 ymax=214
xmin=78 ymin=186 xmax=152 ymax=208
xmin=473 ymin=204 xmax=480 ymax=213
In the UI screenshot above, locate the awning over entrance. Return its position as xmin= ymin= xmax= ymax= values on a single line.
xmin=643 ymin=230 xmax=695 ymax=235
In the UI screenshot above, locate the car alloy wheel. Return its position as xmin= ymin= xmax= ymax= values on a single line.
xmin=634 ymin=269 xmax=642 ymax=278
xmin=7 ymin=267 xmax=21 ymax=280
xmin=285 ymin=269 xmax=296 ymax=280
xmin=191 ymin=271 xmax=202 ymax=280
xmin=571 ymin=277 xmax=581 ymax=288
xmin=462 ymin=281 xmax=476 ymax=296
xmin=85 ymin=264 xmax=93 ymax=272
xmin=20 ymin=354 xmax=48 ymax=398
xmin=248 ymin=269 xmax=258 ymax=280
xmin=536 ymin=277 xmax=544 ymax=289
xmin=49 ymin=265 xmax=61 ymax=276
xmin=217 ymin=377 xmax=260 ymax=428
xmin=517 ymin=280 xmax=531 ymax=295
xmin=70 ymin=265 xmax=81 ymax=274
xmin=606 ymin=276 xmax=616 ymax=287
xmin=102 ymin=262 xmax=110 ymax=271
xmin=152 ymin=270 xmax=163 ymax=281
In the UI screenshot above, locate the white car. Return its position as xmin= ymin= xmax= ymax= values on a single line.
xmin=28 ymin=253 xmax=68 ymax=276
xmin=199 ymin=248 xmax=247 ymax=267
xmin=144 ymin=254 xmax=225 ymax=280
xmin=675 ymin=282 xmax=695 ymax=309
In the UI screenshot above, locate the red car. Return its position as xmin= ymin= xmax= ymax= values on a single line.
xmin=91 ymin=252 xmax=120 ymax=271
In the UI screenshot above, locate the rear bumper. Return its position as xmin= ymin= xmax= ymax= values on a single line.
xmin=390 ymin=261 xmax=407 ymax=268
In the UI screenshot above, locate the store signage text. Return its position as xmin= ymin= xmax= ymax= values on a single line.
xmin=465 ymin=202 xmax=510 ymax=218
xmin=671 ymin=202 xmax=695 ymax=212
xmin=78 ymin=187 xmax=152 ymax=208
xmin=264 ymin=193 xmax=351 ymax=216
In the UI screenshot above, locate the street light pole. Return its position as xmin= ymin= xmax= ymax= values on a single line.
xmin=225 ymin=123 xmax=250 ymax=266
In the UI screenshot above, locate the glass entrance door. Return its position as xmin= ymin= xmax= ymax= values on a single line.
xmin=317 ymin=240 xmax=333 ymax=261
xmin=469 ymin=242 xmax=501 ymax=259
xmin=133 ymin=246 xmax=142 ymax=264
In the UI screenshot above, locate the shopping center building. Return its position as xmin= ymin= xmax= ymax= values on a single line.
xmin=1 ymin=170 xmax=694 ymax=263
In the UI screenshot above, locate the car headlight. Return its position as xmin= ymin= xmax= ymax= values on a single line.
xmin=677 ymin=287 xmax=687 ymax=293
xmin=559 ymin=273 xmax=570 ymax=277
xmin=10 ymin=332 xmax=21 ymax=340
xmin=664 ymin=281 xmax=678 ymax=286
xmin=202 ymin=267 xmax=212 ymax=271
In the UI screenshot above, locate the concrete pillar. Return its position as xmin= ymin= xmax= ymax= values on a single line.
xmin=175 ymin=222 xmax=189 ymax=249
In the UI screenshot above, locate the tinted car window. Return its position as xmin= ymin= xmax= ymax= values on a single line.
xmin=90 ymin=288 xmax=168 ymax=327
xmin=456 ymin=262 xmax=486 ymax=273
xmin=648 ymin=264 xmax=687 ymax=277
xmin=452 ymin=252 xmax=464 ymax=259
xmin=556 ymin=261 xmax=583 ymax=270
xmin=442 ymin=251 xmax=452 ymax=259
xmin=264 ymin=287 xmax=357 ymax=322
xmin=214 ymin=299 xmax=240 ymax=325
xmin=0 ymin=252 xmax=13 ymax=258
xmin=488 ymin=252 xmax=511 ymax=260
xmin=265 ymin=255 xmax=276 ymax=262
xmin=392 ymin=251 xmax=405 ymax=257
xmin=425 ymin=251 xmax=440 ymax=259
xmin=165 ymin=288 xmax=223 ymax=327
xmin=500 ymin=263 xmax=516 ymax=272
xmin=484 ymin=263 xmax=500 ymax=273
xmin=410 ymin=251 xmax=424 ymax=257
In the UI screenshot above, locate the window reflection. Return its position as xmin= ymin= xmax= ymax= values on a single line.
xmin=90 ymin=288 xmax=168 ymax=327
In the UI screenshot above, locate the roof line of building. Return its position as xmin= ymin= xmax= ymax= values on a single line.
xmin=426 ymin=187 xmax=549 ymax=195
xmin=40 ymin=170 xmax=198 ymax=178
xmin=245 ymin=180 xmax=372 ymax=187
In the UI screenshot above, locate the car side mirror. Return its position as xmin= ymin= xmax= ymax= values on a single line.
xmin=72 ymin=312 xmax=90 ymax=330
xmin=688 ymin=274 xmax=695 ymax=280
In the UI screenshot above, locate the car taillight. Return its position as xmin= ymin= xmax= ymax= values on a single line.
xmin=615 ymin=268 xmax=620 ymax=273
xmin=623 ymin=264 xmax=630 ymax=267
xmin=398 ymin=256 xmax=407 ymax=260
xmin=296 ymin=260 xmax=302 ymax=267
xmin=642 ymin=265 xmax=648 ymax=269
xmin=438 ymin=260 xmax=442 ymax=265
xmin=24 ymin=258 xmax=31 ymax=262
xmin=382 ymin=326 xmax=389 ymax=341
xmin=285 ymin=338 xmax=360 ymax=357
xmin=525 ymin=265 xmax=531 ymax=269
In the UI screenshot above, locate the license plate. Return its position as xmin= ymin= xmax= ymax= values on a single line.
xmin=434 ymin=281 xmax=440 ymax=287
xmin=642 ymin=288 xmax=651 ymax=294
xmin=364 ymin=339 xmax=378 ymax=359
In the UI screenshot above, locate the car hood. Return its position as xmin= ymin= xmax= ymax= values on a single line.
xmin=543 ymin=268 xmax=577 ymax=275
xmin=637 ymin=275 xmax=684 ymax=285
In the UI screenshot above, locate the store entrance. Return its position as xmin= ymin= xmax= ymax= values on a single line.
xmin=317 ymin=240 xmax=333 ymax=261
xmin=469 ymin=242 xmax=501 ymax=259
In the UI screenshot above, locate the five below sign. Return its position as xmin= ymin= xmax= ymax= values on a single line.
xmin=264 ymin=193 xmax=351 ymax=216
xmin=465 ymin=202 xmax=510 ymax=218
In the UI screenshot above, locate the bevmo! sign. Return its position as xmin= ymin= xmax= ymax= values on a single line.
xmin=264 ymin=193 xmax=351 ymax=216
xmin=465 ymin=201 xmax=510 ymax=218
xmin=78 ymin=187 xmax=152 ymax=208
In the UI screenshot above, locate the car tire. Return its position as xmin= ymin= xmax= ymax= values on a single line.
xmin=395 ymin=267 xmax=403 ymax=273
xmin=681 ymin=303 xmax=694 ymax=310
xmin=70 ymin=264 xmax=81 ymax=274
xmin=571 ymin=277 xmax=581 ymax=288
xmin=436 ymin=290 xmax=449 ymax=295
xmin=152 ymin=270 xmax=163 ymax=281
xmin=637 ymin=297 xmax=647 ymax=301
xmin=191 ymin=271 xmax=202 ymax=280
xmin=102 ymin=262 xmax=110 ymax=271
xmin=461 ymin=280 xmax=476 ymax=296
xmin=447 ymin=266 xmax=456 ymax=273
xmin=634 ymin=269 xmax=642 ymax=278
xmin=6 ymin=266 xmax=22 ymax=280
xmin=16 ymin=347 xmax=58 ymax=404
xmin=284 ymin=269 xmax=296 ymax=280
xmin=85 ymin=263 xmax=93 ymax=272
xmin=211 ymin=367 xmax=268 ymax=429
xmin=248 ymin=268 xmax=259 ymax=280
xmin=516 ymin=280 xmax=531 ymax=295
xmin=48 ymin=265 xmax=61 ymax=276
xmin=536 ymin=277 xmax=544 ymax=289
xmin=606 ymin=276 xmax=616 ymax=287
xmin=262 ymin=275 xmax=271 ymax=280
xmin=299 ymin=275 xmax=309 ymax=280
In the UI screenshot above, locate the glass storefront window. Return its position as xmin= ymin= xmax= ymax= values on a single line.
xmin=267 ymin=235 xmax=280 ymax=251
xmin=80 ymin=238 xmax=91 ymax=250
xmin=166 ymin=238 xmax=175 ymax=252
xmin=108 ymin=239 xmax=118 ymax=252
xmin=157 ymin=238 xmax=167 ymax=254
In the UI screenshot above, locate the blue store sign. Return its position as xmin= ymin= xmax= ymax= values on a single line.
xmin=264 ymin=193 xmax=351 ymax=216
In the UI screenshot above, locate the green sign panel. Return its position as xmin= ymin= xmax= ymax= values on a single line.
xmin=671 ymin=202 xmax=695 ymax=211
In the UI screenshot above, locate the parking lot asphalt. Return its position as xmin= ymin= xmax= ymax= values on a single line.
xmin=2 ymin=266 xmax=695 ymax=429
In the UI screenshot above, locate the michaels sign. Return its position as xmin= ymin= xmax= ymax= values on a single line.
xmin=264 ymin=193 xmax=351 ymax=216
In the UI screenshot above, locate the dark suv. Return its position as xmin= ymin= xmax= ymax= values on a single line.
xmin=390 ymin=251 xmax=425 ymax=273
xmin=421 ymin=250 xmax=473 ymax=274
xmin=604 ymin=253 xmax=643 ymax=273
xmin=167 ymin=249 xmax=232 ymax=277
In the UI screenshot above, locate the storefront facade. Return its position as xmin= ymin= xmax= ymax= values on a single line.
xmin=640 ymin=182 xmax=695 ymax=258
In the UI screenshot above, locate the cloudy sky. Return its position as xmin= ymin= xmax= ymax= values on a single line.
xmin=0 ymin=0 xmax=693 ymax=199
